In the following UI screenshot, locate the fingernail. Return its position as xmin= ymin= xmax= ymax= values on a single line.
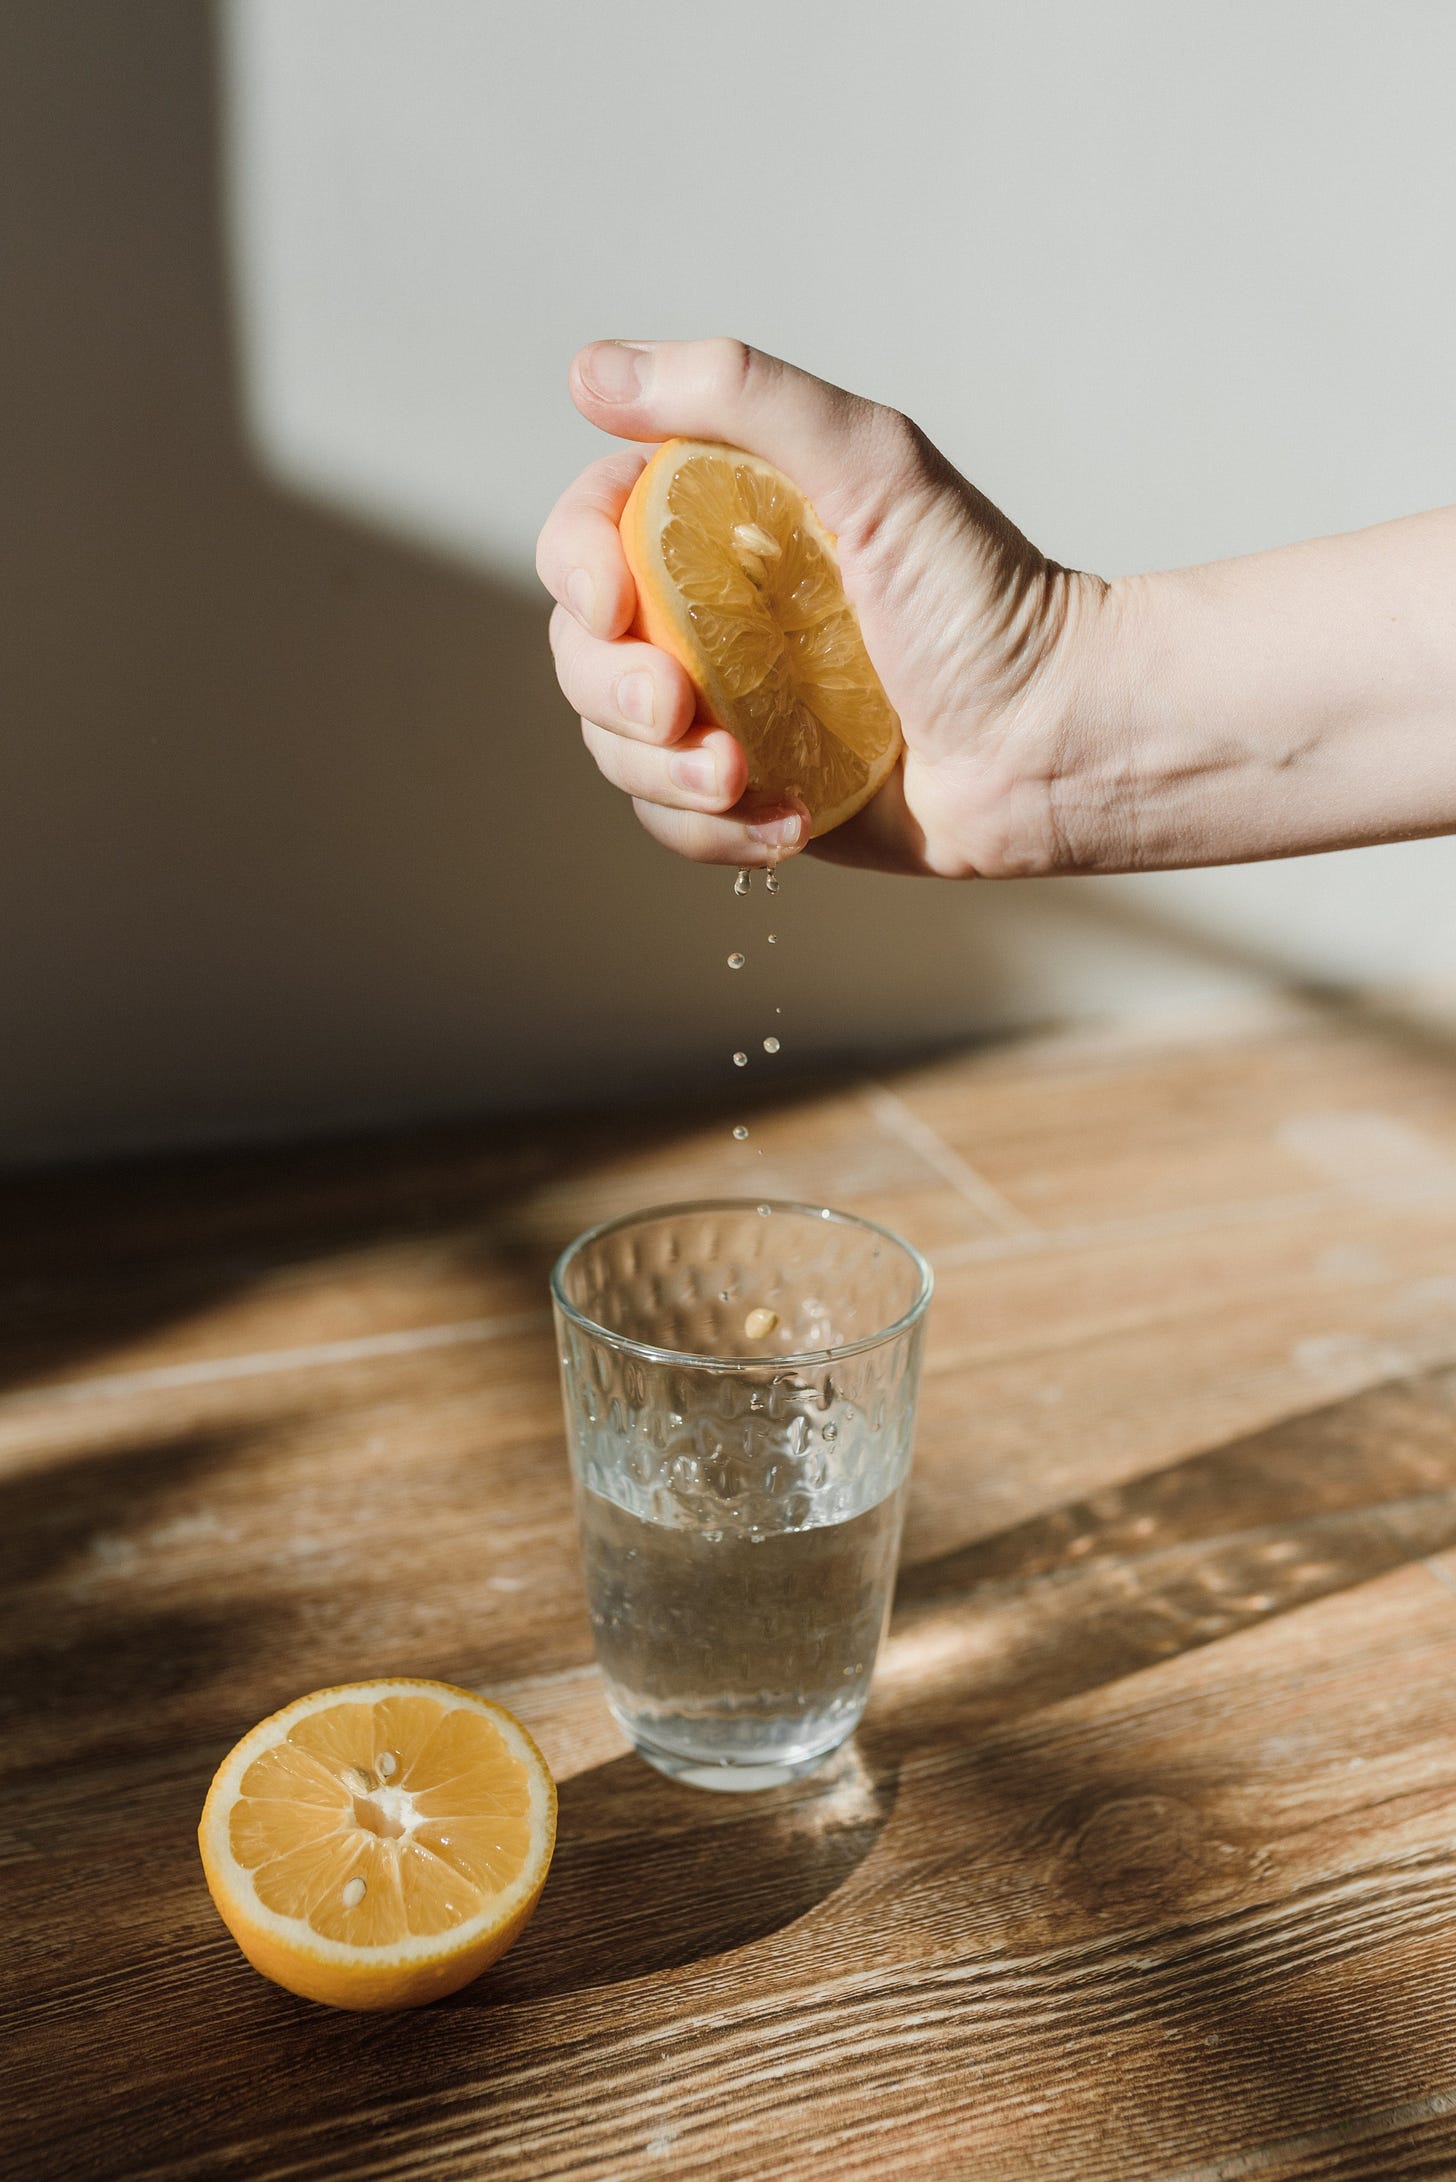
xmin=748 ymin=812 xmax=806 ymax=848
xmin=579 ymin=340 xmax=649 ymax=403
xmin=617 ymin=672 xmax=655 ymax=729
xmin=566 ymin=568 xmax=595 ymax=626
xmin=671 ymin=750 xmax=720 ymax=796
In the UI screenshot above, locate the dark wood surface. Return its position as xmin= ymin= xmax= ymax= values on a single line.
xmin=7 ymin=998 xmax=1456 ymax=2180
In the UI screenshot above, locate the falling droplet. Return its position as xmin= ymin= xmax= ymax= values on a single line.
xmin=765 ymin=868 xmax=781 ymax=895
xmin=733 ymin=867 xmax=752 ymax=896
xmin=733 ymin=1050 xmax=748 ymax=1067
xmin=763 ymin=1037 xmax=780 ymax=1054
xmin=766 ymin=933 xmax=778 ymax=945
xmin=727 ymin=951 xmax=745 ymax=970
xmin=757 ymin=1203 xmax=772 ymax=1217
xmin=732 ymin=1125 xmax=749 ymax=1141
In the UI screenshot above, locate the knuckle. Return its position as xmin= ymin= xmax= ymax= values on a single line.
xmin=580 ymin=716 xmax=608 ymax=762
xmin=701 ymin=335 xmax=756 ymax=406
xmin=631 ymin=796 xmax=669 ymax=846
xmin=836 ymin=406 xmax=938 ymax=558
xmin=874 ymin=406 xmax=931 ymax=482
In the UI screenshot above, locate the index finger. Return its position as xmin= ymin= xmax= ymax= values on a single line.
xmin=536 ymin=447 xmax=652 ymax=640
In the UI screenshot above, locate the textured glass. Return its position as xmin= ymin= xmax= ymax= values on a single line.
xmin=552 ymin=1200 xmax=931 ymax=1790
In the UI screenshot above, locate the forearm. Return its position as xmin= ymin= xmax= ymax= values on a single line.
xmin=1058 ymin=507 xmax=1456 ymax=872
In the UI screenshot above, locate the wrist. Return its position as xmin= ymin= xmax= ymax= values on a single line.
xmin=1019 ymin=564 xmax=1154 ymax=875
xmin=1038 ymin=566 xmax=1257 ymax=875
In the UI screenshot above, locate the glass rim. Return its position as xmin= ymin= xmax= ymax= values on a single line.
xmin=549 ymin=1196 xmax=934 ymax=1373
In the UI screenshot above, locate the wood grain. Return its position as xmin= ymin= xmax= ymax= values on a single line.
xmin=7 ymin=1006 xmax=1456 ymax=2179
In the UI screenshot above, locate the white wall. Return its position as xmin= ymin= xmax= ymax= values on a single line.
xmin=5 ymin=0 xmax=1455 ymax=1164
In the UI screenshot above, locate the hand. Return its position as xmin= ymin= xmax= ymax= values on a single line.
xmin=537 ymin=338 xmax=1101 ymax=875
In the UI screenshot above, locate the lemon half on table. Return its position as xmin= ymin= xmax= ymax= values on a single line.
xmin=199 ymin=1678 xmax=557 ymax=2011
xmin=620 ymin=438 xmax=902 ymax=838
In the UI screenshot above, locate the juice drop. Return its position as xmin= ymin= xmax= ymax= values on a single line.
xmin=733 ymin=868 xmax=752 ymax=896
xmin=763 ymin=1037 xmax=780 ymax=1054
xmin=733 ymin=1051 xmax=748 ymax=1067
xmin=765 ymin=868 xmax=781 ymax=895
xmin=732 ymin=1125 xmax=749 ymax=1141
xmin=727 ymin=951 xmax=745 ymax=970
xmin=766 ymin=933 xmax=778 ymax=945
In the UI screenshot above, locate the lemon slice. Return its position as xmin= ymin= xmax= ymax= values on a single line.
xmin=198 ymin=1678 xmax=556 ymax=2011
xmin=621 ymin=438 xmax=902 ymax=836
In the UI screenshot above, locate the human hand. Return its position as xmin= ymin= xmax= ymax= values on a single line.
xmin=537 ymin=338 xmax=1101 ymax=875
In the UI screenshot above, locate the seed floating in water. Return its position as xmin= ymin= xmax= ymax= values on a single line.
xmin=376 ymin=1751 xmax=397 ymax=1779
xmin=342 ymin=1876 xmax=367 ymax=1908
xmin=732 ymin=1125 xmax=749 ymax=1141
xmin=733 ymin=1051 xmax=748 ymax=1067
xmin=727 ymin=951 xmax=745 ymax=970
xmin=733 ymin=868 xmax=751 ymax=896
xmin=744 ymin=1307 xmax=779 ymax=1340
xmin=763 ymin=1037 xmax=780 ymax=1054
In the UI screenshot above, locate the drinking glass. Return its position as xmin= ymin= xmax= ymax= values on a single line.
xmin=551 ymin=1199 xmax=932 ymax=1790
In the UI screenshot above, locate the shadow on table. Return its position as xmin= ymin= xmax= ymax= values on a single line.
xmin=846 ymin=1361 xmax=1456 ymax=2162
xmin=482 ymin=1742 xmax=899 ymax=2004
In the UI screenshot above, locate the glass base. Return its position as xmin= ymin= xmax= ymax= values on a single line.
xmin=629 ymin=1728 xmax=850 ymax=1793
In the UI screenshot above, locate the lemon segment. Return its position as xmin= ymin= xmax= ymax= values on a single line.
xmin=622 ymin=439 xmax=901 ymax=836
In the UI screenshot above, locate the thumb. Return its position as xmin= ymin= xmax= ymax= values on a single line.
xmin=569 ymin=337 xmax=923 ymax=546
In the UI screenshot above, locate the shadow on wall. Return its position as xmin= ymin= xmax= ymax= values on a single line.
xmin=0 ymin=1 xmax=1278 ymax=1171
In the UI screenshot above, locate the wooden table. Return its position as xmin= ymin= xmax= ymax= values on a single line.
xmin=7 ymin=998 xmax=1456 ymax=2180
